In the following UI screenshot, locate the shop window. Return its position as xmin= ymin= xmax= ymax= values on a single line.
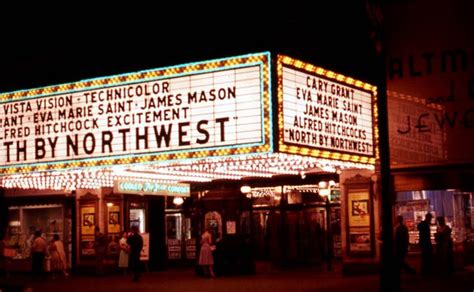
xmin=7 ymin=205 xmax=63 ymax=259
xmin=395 ymin=190 xmax=474 ymax=247
xmin=453 ymin=192 xmax=473 ymax=243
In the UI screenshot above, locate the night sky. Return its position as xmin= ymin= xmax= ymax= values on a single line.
xmin=0 ymin=2 xmax=377 ymax=93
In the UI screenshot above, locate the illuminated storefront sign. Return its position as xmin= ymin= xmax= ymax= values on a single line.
xmin=277 ymin=55 xmax=378 ymax=164
xmin=114 ymin=179 xmax=190 ymax=197
xmin=0 ymin=53 xmax=272 ymax=173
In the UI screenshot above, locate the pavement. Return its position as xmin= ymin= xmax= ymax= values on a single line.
xmin=1 ymin=263 xmax=474 ymax=292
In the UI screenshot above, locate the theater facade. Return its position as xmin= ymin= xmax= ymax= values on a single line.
xmin=0 ymin=52 xmax=380 ymax=273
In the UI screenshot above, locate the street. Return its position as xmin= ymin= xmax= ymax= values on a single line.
xmin=2 ymin=263 xmax=474 ymax=292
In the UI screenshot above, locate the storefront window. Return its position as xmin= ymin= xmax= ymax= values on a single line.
xmin=7 ymin=204 xmax=63 ymax=259
xmin=395 ymin=190 xmax=474 ymax=247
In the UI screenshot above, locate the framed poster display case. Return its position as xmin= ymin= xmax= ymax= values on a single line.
xmin=344 ymin=175 xmax=375 ymax=257
xmin=78 ymin=193 xmax=99 ymax=258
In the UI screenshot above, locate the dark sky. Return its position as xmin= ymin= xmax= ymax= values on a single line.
xmin=0 ymin=2 xmax=377 ymax=93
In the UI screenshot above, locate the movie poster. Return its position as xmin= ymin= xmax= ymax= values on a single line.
xmin=81 ymin=206 xmax=96 ymax=235
xmin=349 ymin=229 xmax=371 ymax=252
xmin=107 ymin=205 xmax=121 ymax=234
xmin=348 ymin=190 xmax=370 ymax=227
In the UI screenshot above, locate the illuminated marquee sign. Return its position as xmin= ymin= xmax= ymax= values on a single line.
xmin=114 ymin=180 xmax=190 ymax=197
xmin=277 ymin=55 xmax=378 ymax=164
xmin=0 ymin=53 xmax=272 ymax=173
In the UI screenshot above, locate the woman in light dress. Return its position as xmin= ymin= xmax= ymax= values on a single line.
xmin=198 ymin=229 xmax=215 ymax=278
xmin=118 ymin=231 xmax=129 ymax=275
xmin=49 ymin=234 xmax=68 ymax=278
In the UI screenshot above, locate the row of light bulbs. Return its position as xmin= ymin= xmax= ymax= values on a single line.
xmin=0 ymin=153 xmax=372 ymax=191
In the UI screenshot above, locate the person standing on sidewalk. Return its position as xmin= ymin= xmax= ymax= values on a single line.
xmin=435 ymin=216 xmax=454 ymax=275
xmin=49 ymin=234 xmax=68 ymax=279
xmin=118 ymin=230 xmax=129 ymax=276
xmin=127 ymin=226 xmax=143 ymax=282
xmin=31 ymin=230 xmax=47 ymax=280
xmin=394 ymin=215 xmax=416 ymax=275
xmin=417 ymin=212 xmax=433 ymax=276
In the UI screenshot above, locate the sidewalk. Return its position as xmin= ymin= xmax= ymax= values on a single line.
xmin=1 ymin=264 xmax=473 ymax=292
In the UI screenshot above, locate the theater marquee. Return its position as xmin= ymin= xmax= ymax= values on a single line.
xmin=0 ymin=53 xmax=272 ymax=173
xmin=277 ymin=55 xmax=378 ymax=164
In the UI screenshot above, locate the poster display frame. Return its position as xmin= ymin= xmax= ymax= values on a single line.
xmin=344 ymin=175 xmax=375 ymax=257
xmin=78 ymin=193 xmax=99 ymax=258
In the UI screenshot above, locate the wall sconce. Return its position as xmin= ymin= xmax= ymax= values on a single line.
xmin=240 ymin=185 xmax=251 ymax=194
xmin=106 ymin=202 xmax=114 ymax=208
xmin=173 ymin=197 xmax=184 ymax=206
xmin=319 ymin=189 xmax=330 ymax=197
xmin=318 ymin=181 xmax=328 ymax=189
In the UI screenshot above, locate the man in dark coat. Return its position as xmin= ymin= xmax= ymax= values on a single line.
xmin=127 ymin=226 xmax=143 ymax=282
xmin=417 ymin=212 xmax=433 ymax=276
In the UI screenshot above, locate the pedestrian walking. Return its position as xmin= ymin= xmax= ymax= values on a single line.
xmin=127 ymin=226 xmax=143 ymax=282
xmin=417 ymin=212 xmax=433 ymax=276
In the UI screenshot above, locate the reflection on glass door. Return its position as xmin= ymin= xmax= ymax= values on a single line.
xmin=129 ymin=208 xmax=146 ymax=233
xmin=285 ymin=208 xmax=327 ymax=264
xmin=253 ymin=209 xmax=281 ymax=261
xmin=253 ymin=210 xmax=270 ymax=259
xmin=165 ymin=213 xmax=195 ymax=260
xmin=166 ymin=214 xmax=182 ymax=259
xmin=304 ymin=208 xmax=326 ymax=264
